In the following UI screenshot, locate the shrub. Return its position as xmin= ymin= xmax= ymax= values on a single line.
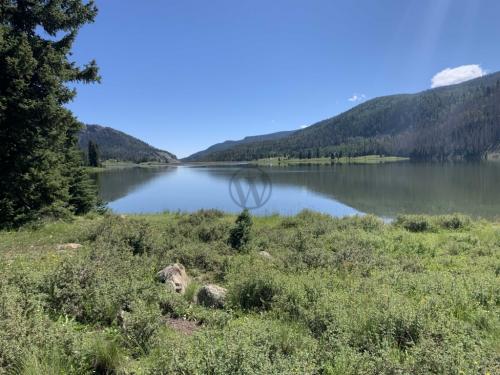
xmin=228 ymin=209 xmax=253 ymax=250
xmin=43 ymin=244 xmax=161 ymax=325
xmin=120 ymin=301 xmax=162 ymax=356
xmin=228 ymin=262 xmax=281 ymax=311
xmin=85 ymin=215 xmax=161 ymax=255
xmin=436 ymin=214 xmax=471 ymax=230
xmin=83 ymin=334 xmax=125 ymax=375
xmin=395 ymin=215 xmax=432 ymax=232
xmin=16 ymin=348 xmax=70 ymax=375
xmin=196 ymin=221 xmax=229 ymax=242
xmin=230 ymin=276 xmax=279 ymax=311
xmin=147 ymin=318 xmax=319 ymax=374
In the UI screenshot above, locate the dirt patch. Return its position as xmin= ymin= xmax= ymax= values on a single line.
xmin=166 ymin=318 xmax=201 ymax=335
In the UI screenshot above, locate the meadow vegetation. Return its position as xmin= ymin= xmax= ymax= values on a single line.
xmin=0 ymin=211 xmax=498 ymax=374
xmin=253 ymin=155 xmax=409 ymax=166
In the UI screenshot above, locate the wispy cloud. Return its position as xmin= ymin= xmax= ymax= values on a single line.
xmin=348 ymin=94 xmax=366 ymax=102
xmin=431 ymin=64 xmax=486 ymax=88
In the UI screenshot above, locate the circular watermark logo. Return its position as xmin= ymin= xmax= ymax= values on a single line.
xmin=229 ymin=167 xmax=272 ymax=209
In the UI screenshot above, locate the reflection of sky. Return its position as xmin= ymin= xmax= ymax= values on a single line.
xmin=108 ymin=166 xmax=360 ymax=217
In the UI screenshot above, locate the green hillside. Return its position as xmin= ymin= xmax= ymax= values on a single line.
xmin=184 ymin=130 xmax=295 ymax=162
xmin=78 ymin=125 xmax=178 ymax=164
xmin=195 ymin=72 xmax=500 ymax=161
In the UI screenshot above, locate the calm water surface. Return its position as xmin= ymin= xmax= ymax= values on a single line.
xmin=92 ymin=162 xmax=500 ymax=219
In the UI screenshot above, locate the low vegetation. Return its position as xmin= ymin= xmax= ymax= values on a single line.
xmin=254 ymin=155 xmax=408 ymax=166
xmin=0 ymin=211 xmax=498 ymax=374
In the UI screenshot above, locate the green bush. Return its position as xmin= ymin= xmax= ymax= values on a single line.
xmin=43 ymin=244 xmax=162 ymax=325
xmin=120 ymin=301 xmax=162 ymax=356
xmin=228 ymin=261 xmax=280 ymax=311
xmin=395 ymin=215 xmax=432 ymax=232
xmin=147 ymin=318 xmax=318 ymax=374
xmin=436 ymin=214 xmax=471 ymax=230
xmin=83 ymin=334 xmax=125 ymax=375
xmin=228 ymin=209 xmax=253 ymax=250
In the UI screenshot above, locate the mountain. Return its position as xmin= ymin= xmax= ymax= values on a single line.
xmin=184 ymin=130 xmax=295 ymax=162
xmin=191 ymin=72 xmax=500 ymax=162
xmin=78 ymin=125 xmax=177 ymax=163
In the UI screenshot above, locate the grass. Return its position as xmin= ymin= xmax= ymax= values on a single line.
xmin=253 ymin=155 xmax=409 ymax=166
xmin=84 ymin=160 xmax=176 ymax=173
xmin=0 ymin=211 xmax=498 ymax=374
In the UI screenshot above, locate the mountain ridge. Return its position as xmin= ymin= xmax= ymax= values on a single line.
xmin=184 ymin=130 xmax=295 ymax=161
xmin=78 ymin=124 xmax=178 ymax=164
xmin=188 ymin=72 xmax=500 ymax=162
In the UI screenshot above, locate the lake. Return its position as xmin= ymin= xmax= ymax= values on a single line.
xmin=92 ymin=162 xmax=500 ymax=219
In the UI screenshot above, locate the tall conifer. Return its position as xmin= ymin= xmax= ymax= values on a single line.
xmin=0 ymin=0 xmax=100 ymax=227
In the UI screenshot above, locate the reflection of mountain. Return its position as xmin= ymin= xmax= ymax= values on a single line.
xmin=91 ymin=167 xmax=176 ymax=202
xmin=270 ymin=163 xmax=500 ymax=218
xmin=200 ymin=163 xmax=500 ymax=218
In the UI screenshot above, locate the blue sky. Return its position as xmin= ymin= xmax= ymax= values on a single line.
xmin=67 ymin=0 xmax=500 ymax=158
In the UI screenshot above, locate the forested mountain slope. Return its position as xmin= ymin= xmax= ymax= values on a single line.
xmin=196 ymin=72 xmax=500 ymax=161
xmin=184 ymin=130 xmax=295 ymax=161
xmin=78 ymin=125 xmax=177 ymax=163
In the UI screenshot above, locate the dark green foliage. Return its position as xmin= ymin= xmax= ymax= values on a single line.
xmin=436 ymin=213 xmax=471 ymax=230
xmin=184 ymin=130 xmax=294 ymax=162
xmin=79 ymin=124 xmax=177 ymax=163
xmin=396 ymin=214 xmax=472 ymax=233
xmin=190 ymin=72 xmax=500 ymax=162
xmin=396 ymin=215 xmax=432 ymax=232
xmin=229 ymin=270 xmax=280 ymax=311
xmin=87 ymin=140 xmax=100 ymax=167
xmin=120 ymin=301 xmax=162 ymax=356
xmin=0 ymin=0 xmax=100 ymax=228
xmin=228 ymin=209 xmax=253 ymax=250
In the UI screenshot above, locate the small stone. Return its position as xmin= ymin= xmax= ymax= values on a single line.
xmin=157 ymin=263 xmax=190 ymax=294
xmin=258 ymin=251 xmax=273 ymax=260
xmin=197 ymin=284 xmax=227 ymax=308
xmin=56 ymin=243 xmax=82 ymax=250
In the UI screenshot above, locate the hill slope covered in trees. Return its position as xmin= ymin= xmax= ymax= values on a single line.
xmin=193 ymin=72 xmax=500 ymax=161
xmin=78 ymin=125 xmax=178 ymax=164
xmin=184 ymin=130 xmax=295 ymax=162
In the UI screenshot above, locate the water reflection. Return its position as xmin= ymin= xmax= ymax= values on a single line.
xmin=93 ymin=162 xmax=500 ymax=218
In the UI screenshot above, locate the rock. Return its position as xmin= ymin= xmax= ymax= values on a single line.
xmin=258 ymin=251 xmax=273 ymax=260
xmin=157 ymin=263 xmax=189 ymax=294
xmin=197 ymin=284 xmax=227 ymax=308
xmin=116 ymin=309 xmax=127 ymax=329
xmin=56 ymin=243 xmax=82 ymax=250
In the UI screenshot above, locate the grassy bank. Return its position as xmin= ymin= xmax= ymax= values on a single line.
xmin=85 ymin=160 xmax=175 ymax=173
xmin=253 ymin=155 xmax=409 ymax=166
xmin=0 ymin=211 xmax=498 ymax=374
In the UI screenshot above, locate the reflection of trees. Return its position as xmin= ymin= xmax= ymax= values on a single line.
xmin=201 ymin=163 xmax=500 ymax=218
xmin=90 ymin=167 xmax=176 ymax=202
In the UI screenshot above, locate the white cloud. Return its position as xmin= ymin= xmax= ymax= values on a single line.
xmin=300 ymin=125 xmax=308 ymax=129
xmin=431 ymin=64 xmax=486 ymax=88
xmin=348 ymin=94 xmax=366 ymax=102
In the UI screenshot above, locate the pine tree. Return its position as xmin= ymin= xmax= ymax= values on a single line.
xmin=0 ymin=1 xmax=100 ymax=228
xmin=88 ymin=140 xmax=100 ymax=167
xmin=229 ymin=209 xmax=253 ymax=251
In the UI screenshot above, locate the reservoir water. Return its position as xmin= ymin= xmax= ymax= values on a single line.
xmin=92 ymin=162 xmax=500 ymax=219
